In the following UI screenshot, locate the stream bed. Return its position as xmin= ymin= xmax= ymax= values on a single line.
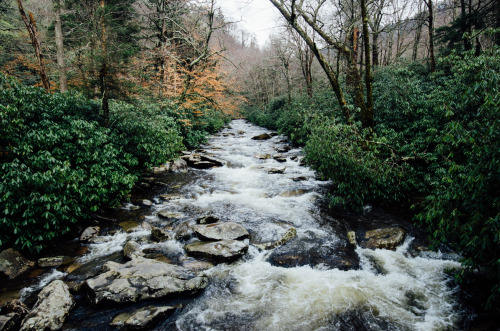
xmin=4 ymin=120 xmax=475 ymax=330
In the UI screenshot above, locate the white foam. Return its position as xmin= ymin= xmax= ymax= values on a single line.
xmin=20 ymin=269 xmax=67 ymax=301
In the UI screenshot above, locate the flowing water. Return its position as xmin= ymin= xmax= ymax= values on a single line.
xmin=17 ymin=120 xmax=468 ymax=330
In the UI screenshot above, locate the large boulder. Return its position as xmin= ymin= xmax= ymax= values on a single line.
xmin=20 ymin=280 xmax=74 ymax=331
xmin=193 ymin=222 xmax=249 ymax=241
xmin=251 ymin=133 xmax=272 ymax=140
xmin=80 ymin=226 xmax=100 ymax=242
xmin=362 ymin=227 xmax=406 ymax=250
xmin=84 ymin=257 xmax=208 ymax=305
xmin=0 ymin=249 xmax=35 ymax=280
xmin=110 ymin=305 xmax=178 ymax=330
xmin=184 ymin=240 xmax=248 ymax=262
xmin=170 ymin=159 xmax=188 ymax=173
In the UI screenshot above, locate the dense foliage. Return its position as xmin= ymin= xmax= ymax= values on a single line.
xmin=0 ymin=74 xmax=229 ymax=253
xmin=244 ymin=48 xmax=500 ymax=306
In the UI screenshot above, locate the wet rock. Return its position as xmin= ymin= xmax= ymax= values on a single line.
xmin=237 ymin=130 xmax=245 ymax=134
xmin=157 ymin=211 xmax=185 ymax=220
xmin=37 ymin=256 xmax=70 ymax=268
xmin=196 ymin=215 xmax=219 ymax=224
xmin=141 ymin=222 xmax=153 ymax=231
xmin=184 ymin=240 xmax=248 ymax=262
xmin=2 ymin=300 xmax=29 ymax=316
xmin=191 ymin=161 xmax=218 ymax=169
xmin=110 ymin=305 xmax=178 ymax=330
xmin=276 ymin=146 xmax=291 ymax=153
xmin=0 ymin=249 xmax=35 ymax=280
xmin=159 ymin=194 xmax=182 ymax=201
xmin=254 ymin=153 xmax=271 ymax=159
xmin=173 ymin=222 xmax=194 ymax=240
xmin=170 ymin=158 xmax=188 ymax=173
xmin=251 ymin=133 xmax=272 ymax=140
xmin=118 ymin=220 xmax=140 ymax=233
xmin=363 ymin=227 xmax=406 ymax=250
xmin=182 ymin=260 xmax=214 ymax=272
xmin=139 ymin=199 xmax=153 ymax=207
xmin=193 ymin=222 xmax=249 ymax=241
xmin=347 ymin=231 xmax=357 ymax=245
xmin=80 ymin=226 xmax=100 ymax=242
xmin=268 ymin=167 xmax=286 ymax=174
xmin=151 ymin=227 xmax=172 ymax=242
xmin=292 ymin=176 xmax=308 ymax=182
xmin=0 ymin=313 xmax=22 ymax=331
xmin=123 ymin=241 xmax=144 ymax=260
xmin=255 ymin=227 xmax=297 ymax=250
xmin=20 ymin=280 xmax=74 ymax=331
xmin=279 ymin=190 xmax=305 ymax=197
xmin=273 ymin=154 xmax=287 ymax=162
xmin=151 ymin=164 xmax=169 ymax=174
xmin=137 ymin=182 xmax=151 ymax=189
xmin=200 ymin=155 xmax=226 ymax=167
xmin=269 ymin=253 xmax=307 ymax=267
xmin=84 ymin=257 xmax=208 ymax=305
xmin=65 ymin=281 xmax=83 ymax=294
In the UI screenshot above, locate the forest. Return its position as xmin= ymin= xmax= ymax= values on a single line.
xmin=0 ymin=0 xmax=499 ymax=313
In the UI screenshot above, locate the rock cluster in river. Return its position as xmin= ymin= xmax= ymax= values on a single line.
xmin=84 ymin=257 xmax=208 ymax=305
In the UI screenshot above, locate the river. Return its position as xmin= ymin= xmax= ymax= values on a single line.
xmin=18 ymin=119 xmax=468 ymax=330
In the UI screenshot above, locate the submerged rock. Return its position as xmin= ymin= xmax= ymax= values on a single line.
xmin=362 ymin=227 xmax=406 ymax=250
xmin=80 ymin=226 xmax=100 ymax=242
xmin=173 ymin=222 xmax=194 ymax=240
xmin=20 ymin=280 xmax=74 ymax=331
xmin=193 ymin=222 xmax=249 ymax=241
xmin=157 ymin=211 xmax=184 ymax=220
xmin=159 ymin=194 xmax=182 ymax=201
xmin=279 ymin=190 xmax=305 ymax=197
xmin=251 ymin=133 xmax=272 ymax=140
xmin=254 ymin=153 xmax=271 ymax=159
xmin=84 ymin=257 xmax=208 ymax=305
xmin=184 ymin=240 xmax=248 ymax=262
xmin=0 ymin=249 xmax=35 ymax=280
xmin=111 ymin=305 xmax=178 ymax=330
xmin=118 ymin=220 xmax=141 ymax=233
xmin=255 ymin=227 xmax=297 ymax=250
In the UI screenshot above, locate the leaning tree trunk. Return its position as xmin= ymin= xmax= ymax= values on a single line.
xmin=54 ymin=0 xmax=67 ymax=92
xmin=17 ymin=0 xmax=50 ymax=91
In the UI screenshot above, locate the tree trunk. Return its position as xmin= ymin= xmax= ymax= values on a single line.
xmin=99 ymin=0 xmax=109 ymax=125
xmin=269 ymin=0 xmax=351 ymax=123
xmin=53 ymin=0 xmax=67 ymax=93
xmin=372 ymin=32 xmax=379 ymax=66
xmin=361 ymin=0 xmax=374 ymax=129
xmin=412 ymin=12 xmax=423 ymax=61
xmin=17 ymin=0 xmax=50 ymax=92
xmin=426 ymin=0 xmax=436 ymax=72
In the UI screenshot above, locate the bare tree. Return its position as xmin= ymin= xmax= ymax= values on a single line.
xmin=17 ymin=0 xmax=50 ymax=91
xmin=423 ymin=0 xmax=436 ymax=71
xmin=53 ymin=0 xmax=67 ymax=92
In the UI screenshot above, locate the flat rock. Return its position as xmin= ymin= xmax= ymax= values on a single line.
xmin=200 ymin=155 xmax=226 ymax=167
xmin=363 ymin=227 xmax=406 ymax=250
xmin=139 ymin=199 xmax=153 ymax=207
xmin=84 ymin=257 xmax=208 ymax=305
xmin=191 ymin=161 xmax=218 ymax=169
xmin=20 ymin=280 xmax=74 ymax=331
xmin=37 ymin=256 xmax=70 ymax=268
xmin=193 ymin=222 xmax=249 ymax=241
xmin=118 ymin=221 xmax=141 ymax=233
xmin=185 ymin=240 xmax=248 ymax=262
xmin=0 ymin=249 xmax=35 ymax=280
xmin=251 ymin=133 xmax=272 ymax=140
xmin=111 ymin=305 xmax=178 ymax=330
xmin=182 ymin=260 xmax=214 ymax=272
xmin=80 ymin=226 xmax=100 ymax=242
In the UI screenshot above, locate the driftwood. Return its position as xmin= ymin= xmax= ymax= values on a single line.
xmin=17 ymin=0 xmax=50 ymax=91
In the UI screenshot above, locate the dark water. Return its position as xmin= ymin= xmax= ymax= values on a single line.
xmin=10 ymin=120 xmax=470 ymax=330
